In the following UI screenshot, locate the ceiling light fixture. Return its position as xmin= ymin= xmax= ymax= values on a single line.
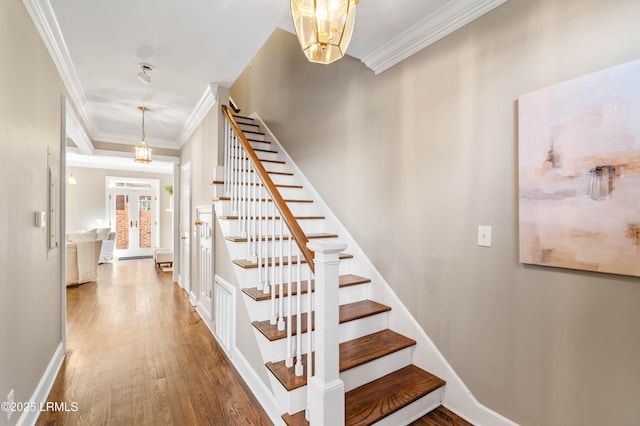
xmin=137 ymin=63 xmax=153 ymax=84
xmin=290 ymin=0 xmax=358 ymax=64
xmin=134 ymin=106 xmax=152 ymax=163
xmin=67 ymin=174 xmax=77 ymax=185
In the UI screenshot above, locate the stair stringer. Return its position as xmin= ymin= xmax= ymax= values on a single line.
xmin=250 ymin=112 xmax=518 ymax=426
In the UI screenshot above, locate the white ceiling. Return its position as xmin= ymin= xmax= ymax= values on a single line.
xmin=25 ymin=0 xmax=508 ymax=156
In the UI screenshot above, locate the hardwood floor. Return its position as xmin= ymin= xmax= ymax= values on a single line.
xmin=37 ymin=259 xmax=272 ymax=426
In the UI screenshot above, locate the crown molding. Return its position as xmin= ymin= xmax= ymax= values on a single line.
xmin=362 ymin=0 xmax=509 ymax=74
xmin=66 ymin=149 xmax=177 ymax=174
xmin=177 ymin=83 xmax=219 ymax=148
xmin=23 ymin=0 xmax=97 ymax=137
xmin=65 ymin=99 xmax=94 ymax=155
xmin=92 ymin=132 xmax=178 ymax=150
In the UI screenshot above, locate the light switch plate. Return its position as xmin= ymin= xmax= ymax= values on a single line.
xmin=35 ymin=211 xmax=46 ymax=228
xmin=478 ymin=225 xmax=492 ymax=247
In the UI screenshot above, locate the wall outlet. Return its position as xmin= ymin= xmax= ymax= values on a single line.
xmin=6 ymin=389 xmax=14 ymax=421
xmin=478 ymin=225 xmax=492 ymax=247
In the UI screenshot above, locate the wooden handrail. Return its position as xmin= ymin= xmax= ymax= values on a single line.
xmin=221 ymin=105 xmax=314 ymax=272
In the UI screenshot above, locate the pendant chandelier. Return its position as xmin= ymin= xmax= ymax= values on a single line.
xmin=290 ymin=0 xmax=358 ymax=65
xmin=134 ymin=106 xmax=152 ymax=163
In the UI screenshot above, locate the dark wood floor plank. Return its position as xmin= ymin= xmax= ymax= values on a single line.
xmin=410 ymin=405 xmax=474 ymax=425
xmin=36 ymin=259 xmax=273 ymax=426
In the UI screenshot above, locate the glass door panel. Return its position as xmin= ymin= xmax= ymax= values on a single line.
xmin=115 ymin=194 xmax=129 ymax=250
xmin=138 ymin=195 xmax=152 ymax=250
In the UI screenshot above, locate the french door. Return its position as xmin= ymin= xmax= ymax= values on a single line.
xmin=107 ymin=178 xmax=159 ymax=258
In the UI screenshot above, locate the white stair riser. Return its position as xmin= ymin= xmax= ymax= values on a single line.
xmin=233 ymin=259 xmax=353 ymax=287
xmin=243 ymin=131 xmax=265 ymax=141
xmin=226 ymin=238 xmax=341 ymax=260
xmin=254 ymin=312 xmax=388 ymax=363
xmin=215 ymin=199 xmax=315 ymax=217
xmin=243 ymin=293 xmax=313 ymax=323
xmin=257 ymin=332 xmax=314 ymax=363
xmin=375 ymin=387 xmax=444 ymax=426
xmin=213 ymin=184 xmax=304 ymax=200
xmin=234 ymin=116 xmax=255 ymax=125
xmin=338 ymin=312 xmax=388 ymax=344
xmin=239 ymin=122 xmax=261 ymax=132
xmin=243 ymin=280 xmax=369 ymax=323
xmin=341 ymin=347 xmax=412 ymax=392
xmin=248 ymin=140 xmax=272 ymax=151
xmin=217 ymin=218 xmax=327 ymax=237
xmin=266 ymin=373 xmax=308 ymax=415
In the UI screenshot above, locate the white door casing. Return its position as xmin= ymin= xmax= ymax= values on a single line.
xmin=180 ymin=163 xmax=191 ymax=294
xmin=195 ymin=205 xmax=213 ymax=322
xmin=106 ymin=177 xmax=159 ymax=258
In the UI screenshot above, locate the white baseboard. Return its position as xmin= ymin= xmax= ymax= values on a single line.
xmin=193 ymin=300 xmax=285 ymax=426
xmin=17 ymin=342 xmax=65 ymax=426
xmin=230 ymin=347 xmax=286 ymax=426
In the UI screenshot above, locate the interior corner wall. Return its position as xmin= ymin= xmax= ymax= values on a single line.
xmin=65 ymin=166 xmax=173 ymax=248
xmin=229 ymin=1 xmax=640 ymax=424
xmin=180 ymin=103 xmax=269 ymax=387
xmin=0 ymin=0 xmax=67 ymax=423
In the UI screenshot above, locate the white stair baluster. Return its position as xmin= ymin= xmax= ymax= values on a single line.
xmin=270 ymin=200 xmax=277 ymax=325
xmin=232 ymin=134 xmax=238 ymax=216
xmin=295 ymin=243 xmax=303 ymax=377
xmin=224 ymin=121 xmax=230 ymax=197
xmin=286 ymin=234 xmax=293 ymax=368
xmin=277 ymin=217 xmax=285 ymax=331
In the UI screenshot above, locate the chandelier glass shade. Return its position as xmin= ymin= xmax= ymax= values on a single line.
xmin=290 ymin=0 xmax=358 ymax=64
xmin=134 ymin=106 xmax=152 ymax=163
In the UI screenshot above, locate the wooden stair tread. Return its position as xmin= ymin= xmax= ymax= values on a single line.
xmin=213 ymin=197 xmax=313 ymax=203
xmin=242 ymin=274 xmax=371 ymax=301
xmin=211 ymin=180 xmax=302 ymax=189
xmin=409 ymin=405 xmax=473 ymax=426
xmin=247 ymin=138 xmax=271 ymax=144
xmin=233 ymin=156 xmax=286 ymax=164
xmin=345 ymin=365 xmax=446 ymax=426
xmin=218 ymin=215 xmax=325 ymax=221
xmin=242 ymin=130 xmax=265 ymax=136
xmin=233 ymin=253 xmax=353 ymax=269
xmin=226 ymin=233 xmax=338 ymax=243
xmin=252 ymin=300 xmax=391 ymax=341
xmin=229 ymin=169 xmax=293 ymax=176
xmin=282 ymin=411 xmax=307 ymax=426
xmin=233 ymin=114 xmax=253 ymax=121
xmin=283 ymin=403 xmax=467 ymax=426
xmin=340 ymin=329 xmax=415 ymax=372
xmin=266 ymin=329 xmax=415 ymax=391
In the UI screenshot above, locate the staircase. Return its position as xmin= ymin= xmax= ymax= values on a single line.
xmin=212 ymin=106 xmax=466 ymax=425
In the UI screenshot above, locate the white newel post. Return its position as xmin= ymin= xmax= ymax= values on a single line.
xmin=307 ymin=241 xmax=347 ymax=426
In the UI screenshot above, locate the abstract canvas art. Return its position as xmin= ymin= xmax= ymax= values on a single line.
xmin=518 ymin=59 xmax=640 ymax=277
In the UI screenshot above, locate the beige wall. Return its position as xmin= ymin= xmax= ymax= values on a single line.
xmin=230 ymin=1 xmax=640 ymax=424
xmin=66 ymin=166 xmax=173 ymax=249
xmin=0 ymin=0 xmax=66 ymax=424
xmin=180 ymin=98 xmax=269 ymax=386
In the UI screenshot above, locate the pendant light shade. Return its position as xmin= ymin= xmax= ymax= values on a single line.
xmin=291 ymin=0 xmax=358 ymax=64
xmin=134 ymin=106 xmax=152 ymax=163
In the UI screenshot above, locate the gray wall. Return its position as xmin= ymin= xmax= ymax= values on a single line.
xmin=0 ymin=0 xmax=66 ymax=424
xmin=230 ymin=1 xmax=640 ymax=424
xmin=66 ymin=166 xmax=173 ymax=249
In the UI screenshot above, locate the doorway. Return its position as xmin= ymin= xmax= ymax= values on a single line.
xmin=106 ymin=177 xmax=160 ymax=258
xmin=180 ymin=163 xmax=191 ymax=295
